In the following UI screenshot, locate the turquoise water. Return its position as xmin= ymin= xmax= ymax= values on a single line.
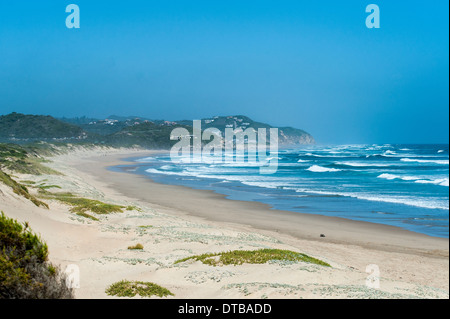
xmin=121 ymin=144 xmax=449 ymax=238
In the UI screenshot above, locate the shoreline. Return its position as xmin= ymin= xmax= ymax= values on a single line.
xmin=83 ymin=152 xmax=448 ymax=257
xmin=2 ymin=147 xmax=448 ymax=298
xmin=118 ymin=154 xmax=449 ymax=240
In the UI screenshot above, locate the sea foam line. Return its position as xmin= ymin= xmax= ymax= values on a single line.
xmin=400 ymin=158 xmax=449 ymax=165
xmin=295 ymin=189 xmax=449 ymax=210
xmin=336 ymin=161 xmax=394 ymax=167
xmin=377 ymin=173 xmax=449 ymax=187
xmin=306 ymin=165 xmax=342 ymax=173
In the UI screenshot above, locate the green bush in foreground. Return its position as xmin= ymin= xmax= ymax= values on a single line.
xmin=0 ymin=212 xmax=74 ymax=299
xmin=175 ymin=249 xmax=331 ymax=267
xmin=106 ymin=280 xmax=174 ymax=298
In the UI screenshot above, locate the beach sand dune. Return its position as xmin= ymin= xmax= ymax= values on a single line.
xmin=1 ymin=147 xmax=448 ymax=299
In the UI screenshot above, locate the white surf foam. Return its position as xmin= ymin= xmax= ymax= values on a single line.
xmin=306 ymin=165 xmax=342 ymax=173
xmin=295 ymin=189 xmax=449 ymax=210
xmin=377 ymin=173 xmax=399 ymax=180
xmin=377 ymin=173 xmax=449 ymax=187
xmin=415 ymin=178 xmax=449 ymax=187
xmin=337 ymin=161 xmax=393 ymax=167
xmin=400 ymin=158 xmax=449 ymax=165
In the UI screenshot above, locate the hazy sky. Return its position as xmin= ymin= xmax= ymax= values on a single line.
xmin=0 ymin=1 xmax=448 ymax=144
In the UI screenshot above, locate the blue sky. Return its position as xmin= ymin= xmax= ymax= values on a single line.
xmin=0 ymin=1 xmax=448 ymax=144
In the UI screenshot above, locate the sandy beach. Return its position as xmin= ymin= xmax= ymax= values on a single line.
xmin=1 ymin=147 xmax=448 ymax=299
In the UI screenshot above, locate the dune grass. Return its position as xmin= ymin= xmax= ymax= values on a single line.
xmin=38 ymin=190 xmax=125 ymax=220
xmin=54 ymin=193 xmax=124 ymax=215
xmin=105 ymin=280 xmax=174 ymax=298
xmin=36 ymin=184 xmax=62 ymax=191
xmin=128 ymin=243 xmax=144 ymax=250
xmin=20 ymin=180 xmax=36 ymax=185
xmin=73 ymin=211 xmax=99 ymax=221
xmin=0 ymin=170 xmax=49 ymax=209
xmin=126 ymin=205 xmax=142 ymax=212
xmin=175 ymin=249 xmax=331 ymax=267
xmin=0 ymin=144 xmax=61 ymax=176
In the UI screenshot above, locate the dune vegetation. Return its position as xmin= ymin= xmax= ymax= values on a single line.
xmin=127 ymin=243 xmax=144 ymax=250
xmin=105 ymin=280 xmax=174 ymax=298
xmin=38 ymin=189 xmax=126 ymax=221
xmin=0 ymin=170 xmax=49 ymax=209
xmin=174 ymin=249 xmax=331 ymax=267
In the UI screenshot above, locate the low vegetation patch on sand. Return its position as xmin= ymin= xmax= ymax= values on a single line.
xmin=0 ymin=143 xmax=61 ymax=176
xmin=0 ymin=170 xmax=49 ymax=209
xmin=105 ymin=280 xmax=174 ymax=298
xmin=38 ymin=189 xmax=125 ymax=221
xmin=127 ymin=243 xmax=144 ymax=250
xmin=175 ymin=249 xmax=331 ymax=267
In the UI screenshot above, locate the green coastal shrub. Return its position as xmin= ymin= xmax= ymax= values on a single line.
xmin=0 ymin=212 xmax=74 ymax=299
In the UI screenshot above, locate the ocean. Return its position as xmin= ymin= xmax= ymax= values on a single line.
xmin=119 ymin=144 xmax=449 ymax=238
